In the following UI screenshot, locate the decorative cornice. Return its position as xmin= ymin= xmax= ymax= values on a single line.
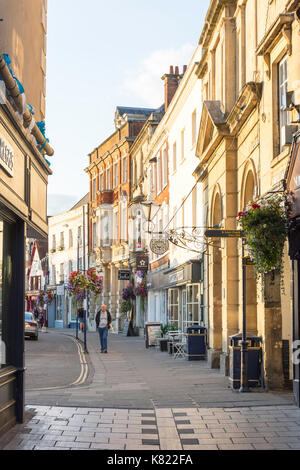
xmin=226 ymin=82 xmax=263 ymax=134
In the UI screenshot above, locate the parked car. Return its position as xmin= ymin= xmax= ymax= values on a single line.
xmin=25 ymin=312 xmax=38 ymax=340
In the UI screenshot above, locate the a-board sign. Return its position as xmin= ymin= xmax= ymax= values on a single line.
xmin=122 ymin=320 xmax=131 ymax=336
xmin=145 ymin=322 xmax=162 ymax=348
xmin=118 ymin=270 xmax=130 ymax=281
xmin=205 ymin=229 xmax=245 ymax=238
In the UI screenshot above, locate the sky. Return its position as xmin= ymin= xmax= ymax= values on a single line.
xmin=46 ymin=0 xmax=210 ymax=216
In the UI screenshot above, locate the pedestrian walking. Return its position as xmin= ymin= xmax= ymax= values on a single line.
xmin=96 ymin=304 xmax=112 ymax=353
xmin=77 ymin=308 xmax=85 ymax=332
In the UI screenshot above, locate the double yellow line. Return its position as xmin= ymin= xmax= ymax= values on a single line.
xmin=27 ymin=335 xmax=89 ymax=392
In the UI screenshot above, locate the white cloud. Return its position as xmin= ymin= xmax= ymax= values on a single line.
xmin=47 ymin=194 xmax=79 ymax=217
xmin=122 ymin=43 xmax=195 ymax=107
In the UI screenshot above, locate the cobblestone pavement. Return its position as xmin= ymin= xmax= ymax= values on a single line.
xmin=1 ymin=404 xmax=300 ymax=450
xmin=25 ymin=330 xmax=293 ymax=409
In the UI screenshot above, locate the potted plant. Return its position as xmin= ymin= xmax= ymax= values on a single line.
xmin=159 ymin=324 xmax=170 ymax=351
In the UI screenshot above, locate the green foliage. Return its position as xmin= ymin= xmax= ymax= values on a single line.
xmin=238 ymin=194 xmax=288 ymax=279
xmin=120 ymin=299 xmax=131 ymax=314
xmin=160 ymin=324 xmax=170 ymax=336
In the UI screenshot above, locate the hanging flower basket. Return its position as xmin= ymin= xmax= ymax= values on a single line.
xmin=66 ymin=270 xmax=103 ymax=302
xmin=135 ymin=278 xmax=148 ymax=298
xmin=86 ymin=268 xmax=103 ymax=297
xmin=122 ymin=284 xmax=136 ymax=301
xmin=238 ymin=194 xmax=289 ymax=278
xmin=37 ymin=290 xmax=54 ymax=307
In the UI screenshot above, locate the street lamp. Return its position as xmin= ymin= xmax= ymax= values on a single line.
xmin=140 ymin=200 xmax=161 ymax=234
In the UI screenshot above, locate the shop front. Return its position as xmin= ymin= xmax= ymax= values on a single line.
xmin=0 ymin=73 xmax=53 ymax=434
xmin=287 ymin=130 xmax=300 ymax=407
xmin=164 ymin=260 xmax=205 ymax=333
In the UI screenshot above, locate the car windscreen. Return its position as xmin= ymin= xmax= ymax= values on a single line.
xmin=25 ymin=313 xmax=33 ymax=321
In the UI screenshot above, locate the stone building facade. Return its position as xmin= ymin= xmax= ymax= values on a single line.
xmin=194 ymin=0 xmax=300 ymax=389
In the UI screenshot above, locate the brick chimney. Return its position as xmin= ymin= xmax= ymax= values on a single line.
xmin=161 ymin=65 xmax=183 ymax=111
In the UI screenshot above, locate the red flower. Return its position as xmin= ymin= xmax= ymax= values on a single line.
xmin=238 ymin=211 xmax=245 ymax=218
xmin=252 ymin=204 xmax=260 ymax=210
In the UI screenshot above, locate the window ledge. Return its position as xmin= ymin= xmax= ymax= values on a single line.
xmin=271 ymin=147 xmax=290 ymax=168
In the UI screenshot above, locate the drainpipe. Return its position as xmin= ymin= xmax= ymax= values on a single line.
xmin=0 ymin=54 xmax=54 ymax=157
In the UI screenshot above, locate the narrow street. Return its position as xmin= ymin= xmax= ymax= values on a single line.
xmin=0 ymin=330 xmax=298 ymax=450
xmin=0 ymin=330 xmax=300 ymax=450
xmin=25 ymin=330 xmax=293 ymax=409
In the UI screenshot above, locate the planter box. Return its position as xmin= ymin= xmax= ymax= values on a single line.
xmin=159 ymin=338 xmax=168 ymax=352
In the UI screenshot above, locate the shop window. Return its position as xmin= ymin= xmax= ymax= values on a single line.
xmin=56 ymin=295 xmax=63 ymax=321
xmin=0 ymin=218 xmax=13 ymax=368
xmin=168 ymin=288 xmax=179 ymax=329
xmin=185 ymin=283 xmax=204 ymax=328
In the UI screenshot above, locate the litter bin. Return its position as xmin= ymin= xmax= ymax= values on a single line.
xmin=186 ymin=326 xmax=207 ymax=361
xmin=229 ymin=333 xmax=262 ymax=389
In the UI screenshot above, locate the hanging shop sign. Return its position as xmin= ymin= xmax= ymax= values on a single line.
xmin=205 ymin=229 xmax=244 ymax=238
xmin=0 ymin=133 xmax=14 ymax=177
xmin=136 ymin=255 xmax=149 ymax=271
xmin=56 ymin=285 xmax=65 ymax=296
xmin=150 ymin=238 xmax=169 ymax=256
xmin=118 ymin=270 xmax=131 ymax=281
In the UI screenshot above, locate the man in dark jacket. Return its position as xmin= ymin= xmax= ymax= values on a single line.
xmin=95 ymin=304 xmax=112 ymax=353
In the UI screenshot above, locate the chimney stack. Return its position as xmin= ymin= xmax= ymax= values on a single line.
xmin=161 ymin=65 xmax=183 ymax=112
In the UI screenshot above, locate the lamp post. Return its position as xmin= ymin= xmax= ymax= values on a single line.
xmin=240 ymin=240 xmax=249 ymax=393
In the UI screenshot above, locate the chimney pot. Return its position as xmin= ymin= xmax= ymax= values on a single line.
xmin=169 ymin=65 xmax=174 ymax=74
xmin=183 ymin=65 xmax=187 ymax=74
xmin=175 ymin=66 xmax=179 ymax=75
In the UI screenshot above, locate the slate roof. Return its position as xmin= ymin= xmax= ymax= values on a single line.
xmin=70 ymin=193 xmax=89 ymax=211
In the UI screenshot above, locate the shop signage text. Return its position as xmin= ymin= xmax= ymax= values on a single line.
xmin=0 ymin=134 xmax=14 ymax=177
xmin=205 ymin=229 xmax=244 ymax=238
xmin=118 ymin=270 xmax=130 ymax=281
xmin=136 ymin=255 xmax=149 ymax=271
xmin=169 ymin=269 xmax=184 ymax=284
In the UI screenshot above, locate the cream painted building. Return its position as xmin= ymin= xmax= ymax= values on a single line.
xmin=48 ymin=195 xmax=89 ymax=329
xmin=194 ymin=0 xmax=300 ymax=389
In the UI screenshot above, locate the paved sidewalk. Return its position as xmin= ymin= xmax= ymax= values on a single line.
xmin=25 ymin=330 xmax=293 ymax=409
xmin=1 ymin=404 xmax=300 ymax=450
